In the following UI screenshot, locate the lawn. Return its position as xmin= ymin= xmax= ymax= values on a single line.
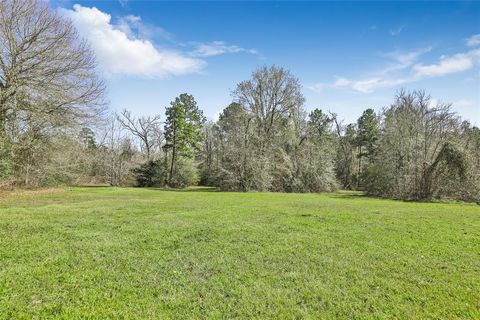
xmin=0 ymin=188 xmax=479 ymax=319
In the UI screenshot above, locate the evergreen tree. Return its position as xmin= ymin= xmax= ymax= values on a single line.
xmin=355 ymin=108 xmax=380 ymax=187
xmin=163 ymin=93 xmax=206 ymax=187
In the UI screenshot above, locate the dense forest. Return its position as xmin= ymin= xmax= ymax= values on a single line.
xmin=1 ymin=0 xmax=479 ymax=201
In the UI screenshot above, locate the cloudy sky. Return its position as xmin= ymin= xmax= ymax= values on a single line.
xmin=51 ymin=1 xmax=480 ymax=124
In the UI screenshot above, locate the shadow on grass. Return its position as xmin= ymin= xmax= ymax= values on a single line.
xmin=145 ymin=186 xmax=219 ymax=193
xmin=326 ymin=191 xmax=367 ymax=200
xmin=76 ymin=185 xmax=112 ymax=188
xmin=328 ymin=191 xmax=477 ymax=205
xmin=327 ymin=191 xmax=441 ymax=203
xmin=79 ymin=186 xmax=477 ymax=205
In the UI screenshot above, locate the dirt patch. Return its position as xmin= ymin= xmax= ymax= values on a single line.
xmin=0 ymin=187 xmax=65 ymax=200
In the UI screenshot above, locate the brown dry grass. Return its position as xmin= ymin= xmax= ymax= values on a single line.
xmin=0 ymin=187 xmax=65 ymax=200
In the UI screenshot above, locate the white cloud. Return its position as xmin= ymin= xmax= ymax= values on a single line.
xmin=192 ymin=41 xmax=258 ymax=57
xmin=61 ymin=4 xmax=205 ymax=78
xmin=390 ymin=24 xmax=405 ymax=36
xmin=326 ymin=47 xmax=429 ymax=93
xmin=311 ymin=45 xmax=480 ymax=94
xmin=466 ymin=34 xmax=480 ymax=47
xmin=115 ymin=15 xmax=141 ymax=37
xmin=413 ymin=49 xmax=480 ymax=77
xmin=381 ymin=47 xmax=432 ymax=73
xmin=334 ymin=77 xmax=408 ymax=93
xmin=116 ymin=14 xmax=174 ymax=41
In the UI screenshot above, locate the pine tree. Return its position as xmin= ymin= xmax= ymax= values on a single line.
xmin=163 ymin=93 xmax=206 ymax=186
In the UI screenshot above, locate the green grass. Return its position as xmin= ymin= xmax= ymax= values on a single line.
xmin=0 ymin=188 xmax=479 ymax=319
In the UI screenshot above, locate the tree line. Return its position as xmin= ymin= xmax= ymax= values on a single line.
xmin=1 ymin=0 xmax=478 ymax=201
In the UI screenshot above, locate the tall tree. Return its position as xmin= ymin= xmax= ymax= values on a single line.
xmin=230 ymin=65 xmax=308 ymax=191
xmin=0 ymin=0 xmax=105 ymax=185
xmin=234 ymin=65 xmax=305 ymax=148
xmin=163 ymin=93 xmax=205 ymax=187
xmin=355 ymin=108 xmax=380 ymax=187
xmin=0 ymin=0 xmax=104 ymax=133
xmin=214 ymin=102 xmax=255 ymax=190
xmin=356 ymin=109 xmax=379 ymax=160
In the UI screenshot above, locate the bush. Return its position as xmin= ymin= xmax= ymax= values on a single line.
xmin=362 ymin=164 xmax=393 ymax=197
xmin=133 ymin=161 xmax=162 ymax=187
xmin=133 ymin=158 xmax=200 ymax=188
xmin=169 ymin=158 xmax=199 ymax=188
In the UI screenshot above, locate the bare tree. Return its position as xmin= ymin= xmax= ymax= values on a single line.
xmin=95 ymin=115 xmax=137 ymax=186
xmin=117 ymin=110 xmax=161 ymax=160
xmin=0 ymin=0 xmax=105 ymax=136
xmin=0 ymin=0 xmax=105 ymax=185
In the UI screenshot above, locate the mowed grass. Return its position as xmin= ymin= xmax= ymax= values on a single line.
xmin=0 ymin=188 xmax=479 ymax=319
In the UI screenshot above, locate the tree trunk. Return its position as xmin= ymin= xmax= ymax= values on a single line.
xmin=0 ymin=91 xmax=7 ymax=136
xmin=357 ymin=146 xmax=362 ymax=189
xmin=169 ymin=133 xmax=176 ymax=186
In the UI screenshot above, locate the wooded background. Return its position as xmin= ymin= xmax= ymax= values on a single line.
xmin=1 ymin=0 xmax=478 ymax=201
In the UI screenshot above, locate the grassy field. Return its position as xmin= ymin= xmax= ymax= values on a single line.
xmin=0 ymin=188 xmax=479 ymax=319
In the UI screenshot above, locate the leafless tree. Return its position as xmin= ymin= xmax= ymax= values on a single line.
xmin=95 ymin=115 xmax=137 ymax=186
xmin=117 ymin=110 xmax=162 ymax=160
xmin=0 ymin=0 xmax=105 ymax=137
xmin=0 ymin=0 xmax=105 ymax=185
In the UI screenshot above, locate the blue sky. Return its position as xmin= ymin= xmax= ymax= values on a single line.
xmin=52 ymin=1 xmax=480 ymax=124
